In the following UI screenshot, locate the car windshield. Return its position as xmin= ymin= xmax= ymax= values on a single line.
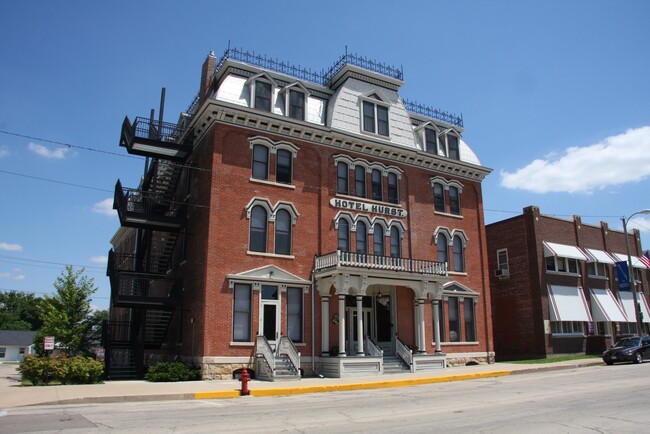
xmin=615 ymin=337 xmax=640 ymax=347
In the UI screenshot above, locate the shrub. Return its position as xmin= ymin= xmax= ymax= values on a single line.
xmin=144 ymin=361 xmax=201 ymax=382
xmin=18 ymin=354 xmax=104 ymax=385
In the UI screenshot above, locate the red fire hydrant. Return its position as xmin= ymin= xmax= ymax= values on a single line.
xmin=240 ymin=368 xmax=250 ymax=396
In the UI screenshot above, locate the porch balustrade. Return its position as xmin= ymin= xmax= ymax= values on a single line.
xmin=314 ymin=250 xmax=447 ymax=276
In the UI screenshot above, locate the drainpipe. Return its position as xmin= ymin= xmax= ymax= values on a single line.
xmin=311 ymin=268 xmax=315 ymax=375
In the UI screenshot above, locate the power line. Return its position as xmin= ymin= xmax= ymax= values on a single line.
xmin=0 ymin=255 xmax=105 ymax=271
xmin=0 ymin=129 xmax=212 ymax=173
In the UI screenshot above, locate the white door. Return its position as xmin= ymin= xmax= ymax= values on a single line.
xmin=259 ymin=285 xmax=281 ymax=348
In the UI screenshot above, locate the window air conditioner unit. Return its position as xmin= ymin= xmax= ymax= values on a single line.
xmin=494 ymin=268 xmax=509 ymax=278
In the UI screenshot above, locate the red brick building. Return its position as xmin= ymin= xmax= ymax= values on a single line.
xmin=487 ymin=206 xmax=649 ymax=360
xmin=106 ymin=47 xmax=494 ymax=380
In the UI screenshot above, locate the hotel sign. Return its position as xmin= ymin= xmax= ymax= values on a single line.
xmin=330 ymin=198 xmax=407 ymax=218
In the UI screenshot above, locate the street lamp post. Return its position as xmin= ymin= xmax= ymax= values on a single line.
xmin=622 ymin=209 xmax=650 ymax=336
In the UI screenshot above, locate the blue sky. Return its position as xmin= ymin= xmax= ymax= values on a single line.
xmin=1 ymin=1 xmax=649 ymax=310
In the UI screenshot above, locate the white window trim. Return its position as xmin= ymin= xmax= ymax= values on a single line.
xmin=359 ymin=93 xmax=391 ymax=137
xmin=281 ymin=82 xmax=310 ymax=121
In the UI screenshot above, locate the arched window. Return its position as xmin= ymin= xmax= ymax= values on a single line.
xmin=371 ymin=169 xmax=382 ymax=201
xmin=356 ymin=221 xmax=367 ymax=254
xmin=355 ymin=166 xmax=366 ymax=198
xmin=275 ymin=209 xmax=292 ymax=255
xmin=337 ymin=162 xmax=349 ymax=195
xmin=338 ymin=219 xmax=350 ymax=252
xmin=373 ymin=224 xmax=385 ymax=256
xmin=250 ymin=206 xmax=267 ymax=252
xmin=390 ymin=227 xmax=401 ymax=258
xmin=449 ymin=186 xmax=461 ymax=215
xmin=276 ymin=149 xmax=292 ymax=184
xmin=252 ymin=145 xmax=269 ymax=180
xmin=387 ymin=172 xmax=398 ymax=204
xmin=453 ymin=235 xmax=465 ymax=272
xmin=437 ymin=233 xmax=448 ymax=263
xmin=433 ymin=183 xmax=445 ymax=212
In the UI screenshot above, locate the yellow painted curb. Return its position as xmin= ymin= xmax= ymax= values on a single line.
xmin=194 ymin=390 xmax=241 ymax=399
xmin=194 ymin=370 xmax=512 ymax=399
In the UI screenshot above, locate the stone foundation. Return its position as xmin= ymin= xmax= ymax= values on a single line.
xmin=445 ymin=352 xmax=495 ymax=367
xmin=201 ymin=363 xmax=253 ymax=380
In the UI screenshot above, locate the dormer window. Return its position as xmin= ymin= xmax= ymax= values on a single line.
xmin=439 ymin=132 xmax=460 ymax=160
xmin=289 ymin=89 xmax=305 ymax=120
xmin=425 ymin=128 xmax=438 ymax=154
xmin=361 ymin=94 xmax=389 ymax=137
xmin=254 ymin=80 xmax=272 ymax=112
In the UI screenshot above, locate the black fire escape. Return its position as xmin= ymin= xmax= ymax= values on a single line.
xmin=103 ymin=116 xmax=193 ymax=379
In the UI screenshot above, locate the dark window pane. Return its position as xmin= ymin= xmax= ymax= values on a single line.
xmin=390 ymin=227 xmax=400 ymax=258
xmin=371 ymin=169 xmax=382 ymax=201
xmin=437 ymin=234 xmax=448 ymax=263
xmin=387 ymin=173 xmax=398 ymax=204
xmin=255 ymin=81 xmax=272 ymax=112
xmin=448 ymin=135 xmax=459 ymax=160
xmin=250 ymin=206 xmax=267 ymax=252
xmin=287 ymin=287 xmax=303 ymax=342
xmin=275 ymin=209 xmax=291 ymax=255
xmin=377 ymin=105 xmax=389 ymax=136
xmin=337 ymin=162 xmax=348 ymax=195
xmin=363 ymin=101 xmax=375 ymax=133
xmin=449 ymin=298 xmax=460 ymax=342
xmin=276 ymin=149 xmax=292 ymax=184
xmin=338 ymin=219 xmax=350 ymax=252
xmin=453 ymin=235 xmax=464 ymax=272
xmin=434 ymin=183 xmax=445 ymax=212
xmin=233 ymin=284 xmax=251 ymax=342
xmin=355 ymin=165 xmax=366 ymax=198
xmin=425 ymin=128 xmax=437 ymax=153
xmin=289 ymin=89 xmax=305 ymax=120
xmin=356 ymin=222 xmax=367 ymax=254
xmin=252 ymin=145 xmax=269 ymax=180
xmin=373 ymin=224 xmax=385 ymax=256
xmin=449 ymin=186 xmax=461 ymax=215
xmin=464 ymin=300 xmax=476 ymax=342
xmin=262 ymin=285 xmax=278 ymax=300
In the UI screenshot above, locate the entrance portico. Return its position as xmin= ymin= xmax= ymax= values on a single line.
xmin=315 ymin=251 xmax=449 ymax=377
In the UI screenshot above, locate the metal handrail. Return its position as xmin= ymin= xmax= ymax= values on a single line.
xmin=314 ymin=250 xmax=447 ymax=276
xmin=395 ymin=336 xmax=413 ymax=369
xmin=364 ymin=336 xmax=383 ymax=357
xmin=277 ymin=336 xmax=301 ymax=375
xmin=402 ymin=98 xmax=463 ymax=127
xmin=255 ymin=335 xmax=275 ymax=371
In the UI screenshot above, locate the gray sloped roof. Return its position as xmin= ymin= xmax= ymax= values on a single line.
xmin=0 ymin=330 xmax=37 ymax=346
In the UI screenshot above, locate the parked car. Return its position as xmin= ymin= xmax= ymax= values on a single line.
xmin=602 ymin=336 xmax=650 ymax=365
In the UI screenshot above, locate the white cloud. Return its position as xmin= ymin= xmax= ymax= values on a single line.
xmin=92 ymin=198 xmax=116 ymax=217
xmin=0 ymin=242 xmax=23 ymax=252
xmin=27 ymin=142 xmax=70 ymax=159
xmin=0 ymin=145 xmax=9 ymax=158
xmin=500 ymin=126 xmax=650 ymax=193
xmin=627 ymin=215 xmax=650 ymax=235
xmin=90 ymin=256 xmax=108 ymax=264
xmin=0 ymin=271 xmax=26 ymax=281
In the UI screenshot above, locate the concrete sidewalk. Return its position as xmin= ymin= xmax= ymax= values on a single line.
xmin=0 ymin=359 xmax=604 ymax=408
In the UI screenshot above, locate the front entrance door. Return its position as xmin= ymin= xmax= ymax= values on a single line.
xmin=375 ymin=293 xmax=394 ymax=355
xmin=260 ymin=285 xmax=281 ymax=348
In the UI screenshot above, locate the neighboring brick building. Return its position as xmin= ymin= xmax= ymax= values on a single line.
xmin=486 ymin=206 xmax=649 ymax=360
xmin=106 ymin=47 xmax=494 ymax=380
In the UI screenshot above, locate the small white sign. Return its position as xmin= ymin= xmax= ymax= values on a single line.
xmin=44 ymin=336 xmax=55 ymax=350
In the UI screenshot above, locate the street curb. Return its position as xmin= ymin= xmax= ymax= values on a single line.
xmin=196 ymin=370 xmax=512 ymax=399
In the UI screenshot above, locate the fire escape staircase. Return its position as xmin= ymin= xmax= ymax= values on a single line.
xmin=105 ymin=115 xmax=193 ymax=380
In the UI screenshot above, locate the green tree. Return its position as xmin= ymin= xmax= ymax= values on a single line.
xmin=0 ymin=290 xmax=43 ymax=330
xmin=87 ymin=309 xmax=109 ymax=345
xmin=36 ymin=266 xmax=97 ymax=355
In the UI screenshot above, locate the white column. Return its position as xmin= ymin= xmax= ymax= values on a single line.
xmin=356 ymin=295 xmax=365 ymax=356
xmin=321 ymin=295 xmax=330 ymax=356
xmin=432 ymin=299 xmax=442 ymax=354
xmin=414 ymin=300 xmax=420 ymax=352
xmin=338 ymin=294 xmax=346 ymax=356
xmin=417 ymin=298 xmax=426 ymax=354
